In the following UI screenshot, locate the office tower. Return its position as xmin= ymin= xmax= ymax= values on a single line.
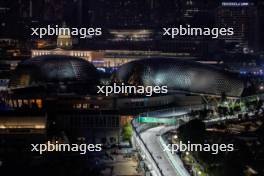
xmin=257 ymin=1 xmax=264 ymax=51
xmin=180 ymin=0 xmax=216 ymax=27
xmin=216 ymin=1 xmax=258 ymax=52
xmin=88 ymin=0 xmax=151 ymax=28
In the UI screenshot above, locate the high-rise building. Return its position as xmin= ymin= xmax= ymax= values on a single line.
xmin=216 ymin=1 xmax=258 ymax=52
xmin=180 ymin=0 xmax=216 ymax=27
xmin=89 ymin=0 xmax=151 ymax=28
xmin=148 ymin=0 xmax=180 ymax=27
xmin=257 ymin=1 xmax=264 ymax=51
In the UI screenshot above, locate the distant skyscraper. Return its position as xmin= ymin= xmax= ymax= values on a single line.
xmin=216 ymin=1 xmax=258 ymax=52
xmin=180 ymin=0 xmax=215 ymax=27
xmin=257 ymin=1 xmax=264 ymax=51
xmin=89 ymin=0 xmax=151 ymax=28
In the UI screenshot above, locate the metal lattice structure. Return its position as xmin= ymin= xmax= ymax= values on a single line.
xmin=115 ymin=58 xmax=244 ymax=97
xmin=9 ymin=55 xmax=99 ymax=89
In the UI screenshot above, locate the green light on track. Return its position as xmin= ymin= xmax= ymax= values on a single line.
xmin=138 ymin=117 xmax=176 ymax=124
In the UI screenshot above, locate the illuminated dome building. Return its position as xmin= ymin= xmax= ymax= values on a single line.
xmin=1 ymin=57 xmax=245 ymax=145
xmin=56 ymin=28 xmax=73 ymax=49
xmin=2 ymin=55 xmax=126 ymax=144
xmin=9 ymin=55 xmax=99 ymax=94
xmin=31 ymin=23 xmax=104 ymax=67
xmin=115 ymin=58 xmax=244 ymax=97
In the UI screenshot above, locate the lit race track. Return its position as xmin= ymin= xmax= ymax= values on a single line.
xmin=141 ymin=126 xmax=190 ymax=176
xmin=132 ymin=107 xmax=194 ymax=176
xmin=132 ymin=104 xmax=245 ymax=176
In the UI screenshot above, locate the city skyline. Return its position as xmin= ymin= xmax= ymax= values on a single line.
xmin=1 ymin=1 xmax=264 ymax=176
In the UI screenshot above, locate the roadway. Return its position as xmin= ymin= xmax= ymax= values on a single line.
xmin=136 ymin=110 xmax=243 ymax=176
xmin=141 ymin=125 xmax=189 ymax=176
xmin=132 ymin=132 xmax=161 ymax=176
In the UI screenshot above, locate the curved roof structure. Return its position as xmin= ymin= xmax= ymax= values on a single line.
xmin=114 ymin=58 xmax=244 ymax=97
xmin=9 ymin=55 xmax=99 ymax=89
